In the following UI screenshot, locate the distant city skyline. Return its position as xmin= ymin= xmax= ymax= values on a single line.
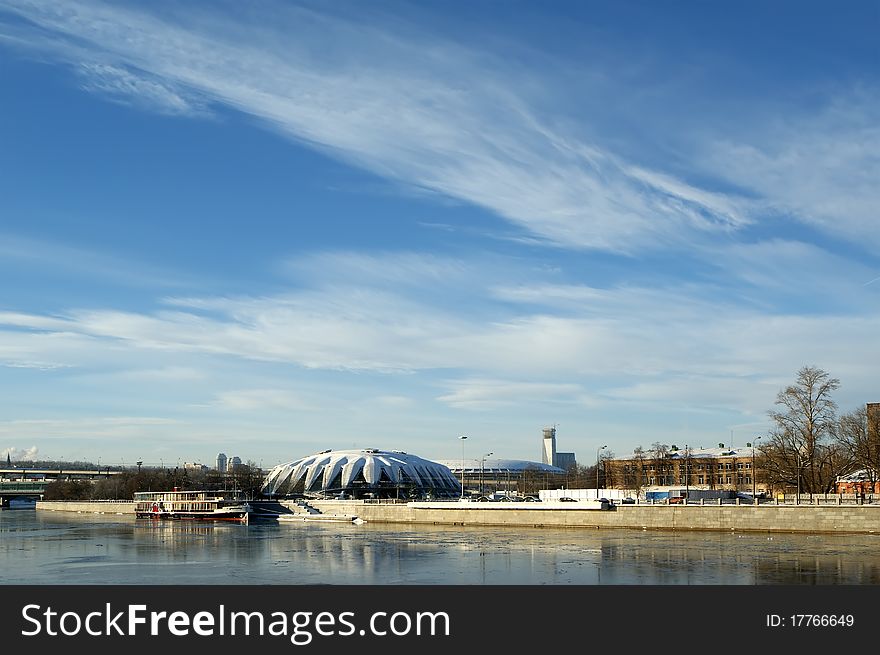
xmin=1 ymin=1 xmax=877 ymax=467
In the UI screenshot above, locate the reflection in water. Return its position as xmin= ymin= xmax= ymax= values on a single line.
xmin=3 ymin=509 xmax=880 ymax=584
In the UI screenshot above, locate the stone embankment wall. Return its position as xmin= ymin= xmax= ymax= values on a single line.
xmin=34 ymin=499 xmax=880 ymax=534
xmin=303 ymin=500 xmax=880 ymax=534
xmin=36 ymin=500 xmax=134 ymax=514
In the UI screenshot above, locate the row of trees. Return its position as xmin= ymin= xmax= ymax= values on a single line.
xmin=516 ymin=461 xmax=610 ymax=495
xmin=42 ymin=462 xmax=266 ymax=501
xmin=760 ymin=366 xmax=879 ymax=495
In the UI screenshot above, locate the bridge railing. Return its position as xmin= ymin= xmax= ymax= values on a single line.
xmin=0 ymin=482 xmax=51 ymax=492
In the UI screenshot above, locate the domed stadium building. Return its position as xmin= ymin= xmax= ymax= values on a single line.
xmin=261 ymin=448 xmax=462 ymax=500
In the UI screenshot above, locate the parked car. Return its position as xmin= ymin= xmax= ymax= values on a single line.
xmin=621 ymin=497 xmax=636 ymax=504
xmin=558 ymin=497 xmax=577 ymax=502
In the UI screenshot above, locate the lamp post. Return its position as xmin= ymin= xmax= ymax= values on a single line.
xmin=796 ymin=451 xmax=801 ymax=505
xmin=480 ymin=452 xmax=493 ymax=495
xmin=684 ymin=445 xmax=689 ymax=501
xmin=459 ymin=435 xmax=468 ymax=500
xmin=596 ymin=445 xmax=607 ymax=499
xmin=750 ymin=436 xmax=762 ymax=497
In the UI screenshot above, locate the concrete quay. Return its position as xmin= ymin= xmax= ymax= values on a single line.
xmin=31 ymin=499 xmax=880 ymax=534
xmin=36 ymin=500 xmax=135 ymax=514
xmin=301 ymin=500 xmax=880 ymax=535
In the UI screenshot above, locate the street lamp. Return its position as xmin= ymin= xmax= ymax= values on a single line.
xmin=480 ymin=452 xmax=493 ymax=495
xmin=596 ymin=445 xmax=607 ymax=499
xmin=684 ymin=445 xmax=690 ymax=500
xmin=796 ymin=451 xmax=801 ymax=505
xmin=750 ymin=436 xmax=762 ymax=497
xmin=459 ymin=435 xmax=468 ymax=500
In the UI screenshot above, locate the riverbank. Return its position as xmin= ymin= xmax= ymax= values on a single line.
xmin=296 ymin=500 xmax=880 ymax=534
xmin=36 ymin=500 xmax=134 ymax=514
xmin=282 ymin=500 xmax=880 ymax=534
xmin=32 ymin=499 xmax=880 ymax=534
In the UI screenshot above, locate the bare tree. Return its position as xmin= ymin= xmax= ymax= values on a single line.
xmin=606 ymin=447 xmax=645 ymax=495
xmin=649 ymin=443 xmax=670 ymax=486
xmin=763 ymin=366 xmax=842 ymax=494
xmin=600 ymin=449 xmax=616 ymax=489
xmin=563 ymin=463 xmax=591 ymax=489
xmin=519 ymin=465 xmax=549 ymax=496
xmin=838 ymin=406 xmax=880 ymax=488
xmin=631 ymin=446 xmax=648 ymax=496
xmin=228 ymin=460 xmax=265 ymax=499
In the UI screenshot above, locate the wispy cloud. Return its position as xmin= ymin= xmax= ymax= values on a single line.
xmin=604 ymin=375 xmax=777 ymax=415
xmin=76 ymin=62 xmax=210 ymax=116
xmin=0 ymin=233 xmax=200 ymax=289
xmin=1 ymin=250 xmax=876 ymax=416
xmin=373 ymin=395 xmax=415 ymax=408
xmin=437 ymin=379 xmax=594 ymax=410
xmin=210 ymin=388 xmax=314 ymax=412
xmin=0 ymin=0 xmax=756 ymax=252
xmin=697 ymin=239 xmax=880 ymax=311
xmin=0 ymin=416 xmax=179 ymax=440
xmin=700 ymin=92 xmax=880 ymax=247
xmin=280 ymin=251 xmax=473 ymax=288
xmin=1 ymin=360 xmax=70 ymax=370
xmin=115 ymin=366 xmax=204 ymax=382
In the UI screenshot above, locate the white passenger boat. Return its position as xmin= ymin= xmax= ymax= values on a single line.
xmin=134 ymin=489 xmax=251 ymax=523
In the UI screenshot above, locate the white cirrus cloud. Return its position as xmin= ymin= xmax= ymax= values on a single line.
xmin=0 ymin=233 xmax=200 ymax=289
xmin=0 ymin=0 xmax=754 ymax=252
xmin=115 ymin=366 xmax=205 ymax=382
xmin=700 ymin=93 xmax=880 ymax=248
xmin=0 ymin=416 xmax=180 ymax=441
xmin=76 ymin=62 xmax=210 ymax=116
xmin=210 ymin=389 xmax=314 ymax=412
xmin=436 ymin=378 xmax=596 ymax=410
xmin=0 ymin=246 xmax=877 ymax=421
xmin=2 ymin=360 xmax=71 ymax=370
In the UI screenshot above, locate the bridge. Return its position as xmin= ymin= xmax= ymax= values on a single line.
xmin=0 ymin=467 xmax=122 ymax=480
xmin=0 ymin=468 xmax=122 ymax=507
xmin=0 ymin=481 xmax=52 ymax=507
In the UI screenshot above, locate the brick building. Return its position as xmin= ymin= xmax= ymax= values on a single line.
xmin=605 ymin=444 xmax=768 ymax=497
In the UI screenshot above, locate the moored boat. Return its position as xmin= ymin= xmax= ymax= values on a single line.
xmin=134 ymin=489 xmax=251 ymax=523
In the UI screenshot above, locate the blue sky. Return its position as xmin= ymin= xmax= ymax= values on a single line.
xmin=1 ymin=0 xmax=878 ymax=469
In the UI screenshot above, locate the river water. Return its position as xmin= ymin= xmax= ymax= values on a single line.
xmin=3 ymin=508 xmax=880 ymax=585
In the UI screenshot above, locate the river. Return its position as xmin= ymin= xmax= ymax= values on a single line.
xmin=4 ymin=507 xmax=880 ymax=584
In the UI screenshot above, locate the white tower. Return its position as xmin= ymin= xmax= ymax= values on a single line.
xmin=216 ymin=453 xmax=227 ymax=472
xmin=542 ymin=426 xmax=557 ymax=467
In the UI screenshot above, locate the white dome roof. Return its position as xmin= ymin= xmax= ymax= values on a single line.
xmin=436 ymin=458 xmax=565 ymax=474
xmin=262 ymin=449 xmax=462 ymax=499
